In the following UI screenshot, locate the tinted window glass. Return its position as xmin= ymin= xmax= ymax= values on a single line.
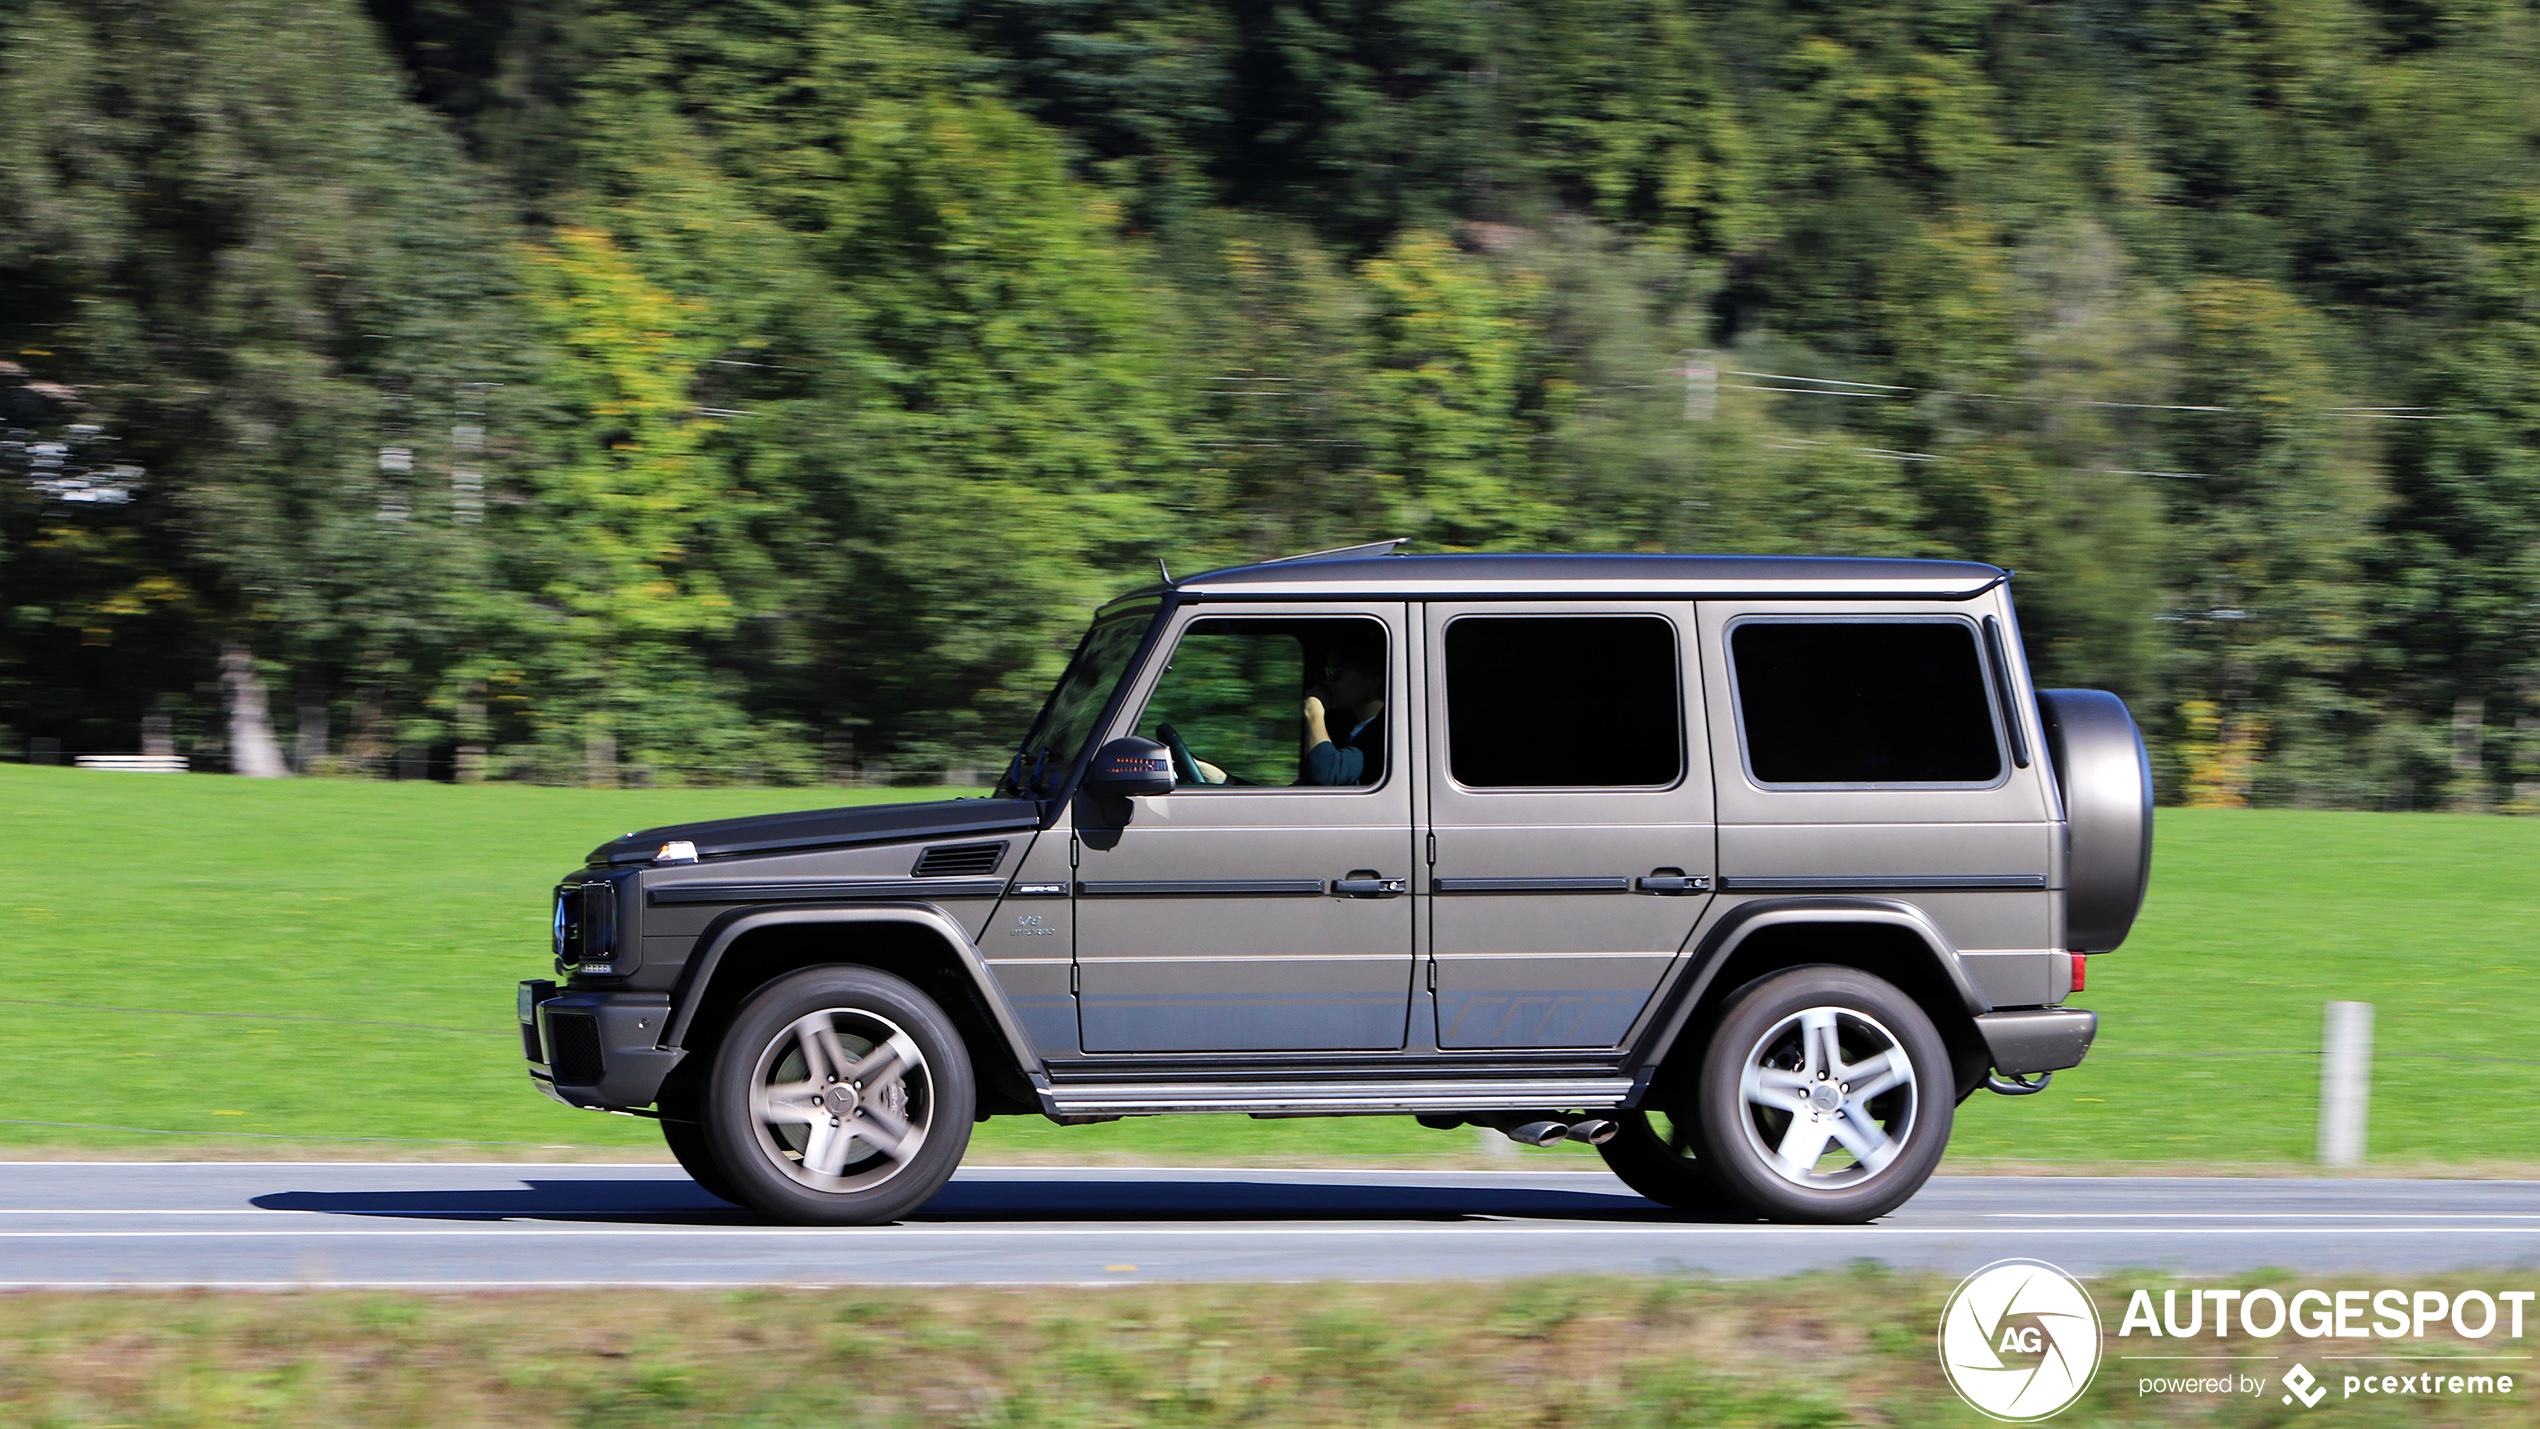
xmin=1732 ymin=621 xmax=2002 ymax=784
xmin=1445 ymin=616 xmax=1681 ymax=787
xmin=1007 ymin=609 xmax=1152 ymax=795
xmin=1137 ymin=618 xmax=1387 ymax=787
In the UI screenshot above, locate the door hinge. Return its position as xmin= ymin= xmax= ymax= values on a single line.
xmin=1070 ymin=962 xmax=1081 ymax=994
xmin=1424 ymin=958 xmax=1437 ymax=991
xmin=1069 ymin=833 xmax=1080 ymax=869
xmin=1425 ymin=832 xmax=1436 ymax=866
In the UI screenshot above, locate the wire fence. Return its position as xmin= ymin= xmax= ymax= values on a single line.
xmin=0 ymin=997 xmax=508 ymax=1037
xmin=0 ymin=1117 xmax=593 ymax=1149
xmin=13 ymin=742 xmax=998 ymax=790
xmin=2090 ymin=1049 xmax=2540 ymax=1067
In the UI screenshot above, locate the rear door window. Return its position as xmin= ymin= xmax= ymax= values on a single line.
xmin=1443 ymin=615 xmax=1682 ymax=788
xmin=1730 ymin=619 xmax=2004 ymax=786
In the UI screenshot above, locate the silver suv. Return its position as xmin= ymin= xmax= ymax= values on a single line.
xmin=521 ymin=546 xmax=2149 ymax=1225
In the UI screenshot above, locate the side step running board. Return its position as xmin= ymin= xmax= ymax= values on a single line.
xmin=1041 ymin=1077 xmax=1638 ymax=1118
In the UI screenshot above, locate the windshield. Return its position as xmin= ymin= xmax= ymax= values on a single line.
xmin=1000 ymin=608 xmax=1155 ymax=797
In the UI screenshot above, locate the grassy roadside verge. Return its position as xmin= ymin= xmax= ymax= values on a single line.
xmin=7 ymin=763 xmax=2536 ymax=1170
xmin=2 ymin=768 xmax=911 ymax=1157
xmin=3 ymin=1271 xmax=2533 ymax=1427
xmin=1944 ymin=807 xmax=2540 ymax=1168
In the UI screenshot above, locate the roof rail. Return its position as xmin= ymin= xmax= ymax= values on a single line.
xmin=1257 ymin=538 xmax=1408 ymax=565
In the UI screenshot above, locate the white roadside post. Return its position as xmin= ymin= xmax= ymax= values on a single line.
xmin=2318 ymin=1000 xmax=2374 ymax=1168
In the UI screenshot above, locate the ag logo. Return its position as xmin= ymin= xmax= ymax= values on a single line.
xmin=1938 ymin=1258 xmax=2102 ymax=1421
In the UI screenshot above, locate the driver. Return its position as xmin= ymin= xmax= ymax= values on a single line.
xmin=1302 ymin=638 xmax=1385 ymax=786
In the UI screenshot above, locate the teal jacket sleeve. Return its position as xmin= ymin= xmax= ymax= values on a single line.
xmin=1303 ymin=739 xmax=1364 ymax=786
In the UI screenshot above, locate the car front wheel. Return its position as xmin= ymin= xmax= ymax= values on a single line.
xmin=656 ymin=1092 xmax=741 ymax=1205
xmin=1686 ymin=964 xmax=1952 ymax=1224
xmin=701 ymin=965 xmax=974 ymax=1225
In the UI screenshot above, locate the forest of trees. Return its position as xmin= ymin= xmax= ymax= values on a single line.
xmin=3 ymin=0 xmax=2537 ymax=807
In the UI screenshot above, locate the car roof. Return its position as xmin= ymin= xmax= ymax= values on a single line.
xmin=1113 ymin=552 xmax=2007 ymax=606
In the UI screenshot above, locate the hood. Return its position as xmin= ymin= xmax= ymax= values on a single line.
xmin=590 ymin=795 xmax=1045 ymax=866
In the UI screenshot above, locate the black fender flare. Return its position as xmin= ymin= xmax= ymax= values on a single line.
xmin=1628 ymin=897 xmax=1993 ymax=1078
xmin=659 ymin=904 xmax=1045 ymax=1078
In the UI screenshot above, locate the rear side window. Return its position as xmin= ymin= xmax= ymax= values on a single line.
xmin=1444 ymin=616 xmax=1681 ymax=788
xmin=1731 ymin=620 xmax=2003 ymax=786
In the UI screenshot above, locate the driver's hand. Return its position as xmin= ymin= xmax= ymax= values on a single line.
xmin=1195 ymin=758 xmax=1227 ymax=784
xmin=1302 ymin=693 xmax=1328 ymax=723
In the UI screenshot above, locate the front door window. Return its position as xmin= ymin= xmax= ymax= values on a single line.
xmin=1135 ymin=618 xmax=1389 ymax=789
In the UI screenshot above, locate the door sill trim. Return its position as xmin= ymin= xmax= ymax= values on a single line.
xmin=1042 ymin=1077 xmax=1638 ymax=1116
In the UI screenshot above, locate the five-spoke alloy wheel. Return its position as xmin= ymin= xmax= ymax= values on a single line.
xmin=1681 ymin=965 xmax=1952 ymax=1223
xmin=701 ymin=966 xmax=973 ymax=1224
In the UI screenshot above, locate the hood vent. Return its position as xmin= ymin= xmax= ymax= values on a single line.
xmin=912 ymin=840 xmax=1009 ymax=878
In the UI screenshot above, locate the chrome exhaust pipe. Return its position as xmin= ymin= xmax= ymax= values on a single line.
xmin=1563 ymin=1118 xmax=1618 ymax=1146
xmin=1503 ymin=1120 xmax=1570 ymax=1147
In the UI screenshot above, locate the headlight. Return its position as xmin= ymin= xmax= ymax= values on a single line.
xmin=551 ymin=879 xmax=622 ymax=969
xmin=582 ymin=881 xmax=618 ymax=962
xmin=551 ymin=886 xmax=580 ymax=962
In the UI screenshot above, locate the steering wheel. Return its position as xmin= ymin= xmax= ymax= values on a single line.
xmin=1156 ymin=723 xmax=1203 ymax=787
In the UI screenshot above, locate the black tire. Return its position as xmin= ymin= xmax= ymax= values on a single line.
xmin=1596 ymin=1096 xmax=1732 ymax=1214
xmin=656 ymin=1096 xmax=742 ymax=1205
xmin=701 ymin=965 xmax=974 ymax=1225
xmin=1684 ymin=965 xmax=1952 ymax=1224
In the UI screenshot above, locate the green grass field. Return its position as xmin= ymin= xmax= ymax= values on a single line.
xmin=4 ymin=763 xmax=2534 ymax=1168
xmin=8 ymin=1269 xmax=2532 ymax=1427
xmin=1946 ymin=806 xmax=2540 ymax=1168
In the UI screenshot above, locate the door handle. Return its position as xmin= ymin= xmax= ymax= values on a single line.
xmin=1634 ymin=868 xmax=1712 ymax=895
xmin=1332 ymin=871 xmax=1407 ymax=898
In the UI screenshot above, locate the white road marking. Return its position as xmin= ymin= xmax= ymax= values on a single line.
xmin=4 ymin=1169 xmax=2530 ymax=1289
xmin=0 ymin=1224 xmax=2535 ymax=1239
xmin=1987 ymin=1211 xmax=2540 ymax=1220
xmin=11 ymin=1207 xmax=2526 ymax=1221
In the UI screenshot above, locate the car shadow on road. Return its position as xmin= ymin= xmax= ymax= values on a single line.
xmin=920 ymin=1178 xmax=1705 ymax=1222
xmin=250 ymin=1176 xmax=1732 ymax=1225
xmin=251 ymin=1181 xmax=743 ymax=1224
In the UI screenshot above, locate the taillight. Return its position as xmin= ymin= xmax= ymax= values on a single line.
xmin=2071 ymin=952 xmax=2088 ymax=994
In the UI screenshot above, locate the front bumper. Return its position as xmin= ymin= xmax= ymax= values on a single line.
xmin=1975 ymin=1007 xmax=2097 ymax=1075
xmin=520 ymin=981 xmax=684 ymax=1109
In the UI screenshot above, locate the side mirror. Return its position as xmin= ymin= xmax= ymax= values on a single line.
xmin=1083 ymin=736 xmax=1175 ymax=798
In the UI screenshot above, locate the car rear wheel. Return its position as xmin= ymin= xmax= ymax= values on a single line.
xmin=1595 ymin=1099 xmax=1730 ymax=1213
xmin=701 ymin=966 xmax=974 ymax=1225
xmin=1686 ymin=965 xmax=1952 ymax=1224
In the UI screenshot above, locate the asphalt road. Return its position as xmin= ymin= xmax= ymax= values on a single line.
xmin=0 ymin=1163 xmax=2533 ymax=1286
